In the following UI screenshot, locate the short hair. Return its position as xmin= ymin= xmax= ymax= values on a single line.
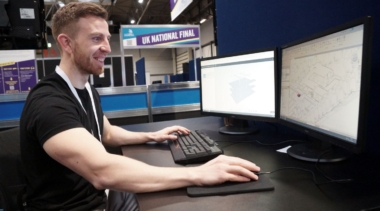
xmin=51 ymin=2 xmax=108 ymax=48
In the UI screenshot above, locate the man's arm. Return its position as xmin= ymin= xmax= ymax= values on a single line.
xmin=101 ymin=115 xmax=189 ymax=146
xmin=43 ymin=128 xmax=260 ymax=193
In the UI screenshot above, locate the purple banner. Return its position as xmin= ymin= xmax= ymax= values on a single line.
xmin=136 ymin=28 xmax=199 ymax=46
xmin=3 ymin=63 xmax=20 ymax=94
xmin=19 ymin=60 xmax=37 ymax=93
xmin=170 ymin=0 xmax=176 ymax=10
xmin=0 ymin=67 xmax=4 ymax=94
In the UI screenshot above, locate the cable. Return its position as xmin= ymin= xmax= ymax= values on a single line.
xmin=218 ymin=140 xmax=353 ymax=185
xmin=314 ymin=149 xmax=353 ymax=184
xmin=258 ymin=167 xmax=351 ymax=186
xmin=257 ymin=150 xmax=353 ymax=185
xmin=258 ymin=167 xmax=319 ymax=184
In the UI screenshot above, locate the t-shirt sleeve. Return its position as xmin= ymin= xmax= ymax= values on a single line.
xmin=30 ymin=94 xmax=84 ymax=146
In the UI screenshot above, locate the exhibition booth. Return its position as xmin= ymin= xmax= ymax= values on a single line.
xmin=0 ymin=24 xmax=203 ymax=128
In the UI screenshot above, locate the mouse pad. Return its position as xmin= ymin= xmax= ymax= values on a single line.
xmin=187 ymin=174 xmax=274 ymax=197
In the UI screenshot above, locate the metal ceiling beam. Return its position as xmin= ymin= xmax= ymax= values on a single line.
xmin=137 ymin=0 xmax=152 ymax=24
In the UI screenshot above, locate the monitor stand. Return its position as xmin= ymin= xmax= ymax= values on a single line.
xmin=219 ymin=125 xmax=259 ymax=135
xmin=219 ymin=119 xmax=259 ymax=135
xmin=287 ymin=142 xmax=352 ymax=163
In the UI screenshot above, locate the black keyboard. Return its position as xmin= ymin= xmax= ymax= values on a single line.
xmin=168 ymin=130 xmax=223 ymax=164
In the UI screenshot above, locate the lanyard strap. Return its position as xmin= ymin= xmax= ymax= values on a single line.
xmin=55 ymin=66 xmax=102 ymax=142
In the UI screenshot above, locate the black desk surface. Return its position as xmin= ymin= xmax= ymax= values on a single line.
xmin=121 ymin=117 xmax=380 ymax=211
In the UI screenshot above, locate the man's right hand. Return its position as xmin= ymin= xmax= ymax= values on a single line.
xmin=191 ymin=155 xmax=260 ymax=186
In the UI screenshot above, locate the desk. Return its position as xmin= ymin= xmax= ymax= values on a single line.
xmin=121 ymin=117 xmax=380 ymax=211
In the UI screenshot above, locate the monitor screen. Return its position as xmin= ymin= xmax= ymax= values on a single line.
xmin=280 ymin=17 xmax=373 ymax=162
xmin=0 ymin=0 xmax=47 ymax=50
xmin=200 ymin=48 xmax=277 ymax=134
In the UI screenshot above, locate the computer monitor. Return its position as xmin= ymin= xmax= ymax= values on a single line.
xmin=0 ymin=0 xmax=47 ymax=50
xmin=279 ymin=17 xmax=373 ymax=162
xmin=200 ymin=48 xmax=278 ymax=135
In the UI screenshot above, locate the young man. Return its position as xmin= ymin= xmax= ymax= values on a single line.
xmin=20 ymin=2 xmax=260 ymax=210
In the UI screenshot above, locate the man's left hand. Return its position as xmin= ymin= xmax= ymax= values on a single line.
xmin=150 ymin=126 xmax=190 ymax=142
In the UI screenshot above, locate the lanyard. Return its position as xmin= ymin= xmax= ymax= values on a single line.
xmin=55 ymin=66 xmax=102 ymax=142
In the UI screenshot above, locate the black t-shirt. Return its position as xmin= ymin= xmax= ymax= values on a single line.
xmin=20 ymin=72 xmax=106 ymax=210
xmin=75 ymin=87 xmax=100 ymax=140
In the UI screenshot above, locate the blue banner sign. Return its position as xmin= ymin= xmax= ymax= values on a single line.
xmin=121 ymin=25 xmax=200 ymax=49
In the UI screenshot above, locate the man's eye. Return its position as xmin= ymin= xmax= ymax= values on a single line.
xmin=93 ymin=37 xmax=101 ymax=41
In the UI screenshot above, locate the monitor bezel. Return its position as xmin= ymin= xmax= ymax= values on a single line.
xmin=200 ymin=47 xmax=279 ymax=123
xmin=279 ymin=16 xmax=373 ymax=154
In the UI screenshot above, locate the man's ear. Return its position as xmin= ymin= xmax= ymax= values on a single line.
xmin=57 ymin=34 xmax=73 ymax=54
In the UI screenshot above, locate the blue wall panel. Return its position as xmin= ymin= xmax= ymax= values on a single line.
xmin=151 ymin=89 xmax=200 ymax=107
xmin=136 ymin=58 xmax=146 ymax=85
xmin=216 ymin=0 xmax=379 ymax=56
xmin=189 ymin=58 xmax=200 ymax=81
xmin=100 ymin=93 xmax=147 ymax=112
xmin=175 ymin=74 xmax=184 ymax=82
xmin=0 ymin=101 xmax=25 ymax=120
xmin=170 ymin=75 xmax=176 ymax=83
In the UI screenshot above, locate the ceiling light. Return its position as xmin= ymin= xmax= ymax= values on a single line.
xmin=57 ymin=1 xmax=65 ymax=8
xmin=200 ymin=19 xmax=206 ymax=24
xmin=76 ymin=0 xmax=112 ymax=5
xmin=130 ymin=20 xmax=135 ymax=24
xmin=78 ymin=0 xmax=99 ymax=4
xmin=43 ymin=0 xmax=56 ymax=5
xmin=138 ymin=0 xmax=143 ymax=3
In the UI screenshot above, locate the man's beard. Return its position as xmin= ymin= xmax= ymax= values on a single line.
xmin=72 ymin=43 xmax=104 ymax=76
